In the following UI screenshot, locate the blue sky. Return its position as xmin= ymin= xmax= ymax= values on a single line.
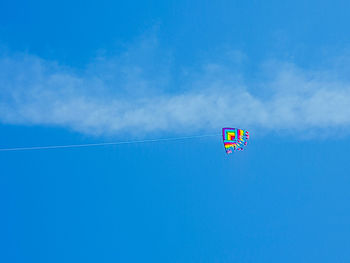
xmin=1 ymin=0 xmax=350 ymax=262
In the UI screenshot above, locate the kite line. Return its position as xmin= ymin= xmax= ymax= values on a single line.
xmin=0 ymin=133 xmax=221 ymax=152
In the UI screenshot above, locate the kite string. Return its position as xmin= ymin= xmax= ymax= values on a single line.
xmin=0 ymin=133 xmax=221 ymax=152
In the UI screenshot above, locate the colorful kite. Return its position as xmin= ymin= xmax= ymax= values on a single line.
xmin=222 ymin=128 xmax=249 ymax=154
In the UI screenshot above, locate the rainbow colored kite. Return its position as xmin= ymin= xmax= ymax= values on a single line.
xmin=222 ymin=128 xmax=249 ymax=154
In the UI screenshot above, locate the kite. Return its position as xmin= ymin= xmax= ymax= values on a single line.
xmin=0 ymin=130 xmax=249 ymax=153
xmin=222 ymin=128 xmax=249 ymax=154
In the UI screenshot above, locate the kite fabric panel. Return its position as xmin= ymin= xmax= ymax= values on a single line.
xmin=222 ymin=128 xmax=249 ymax=154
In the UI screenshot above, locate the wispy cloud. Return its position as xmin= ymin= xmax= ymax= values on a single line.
xmin=1 ymin=39 xmax=350 ymax=138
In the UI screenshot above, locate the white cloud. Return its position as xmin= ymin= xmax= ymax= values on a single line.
xmin=1 ymin=45 xmax=350 ymax=138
